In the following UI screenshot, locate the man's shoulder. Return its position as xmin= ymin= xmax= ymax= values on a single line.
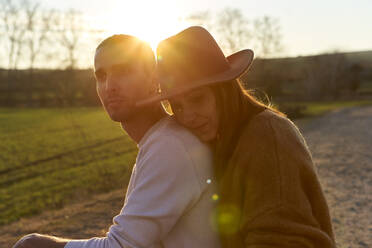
xmin=138 ymin=116 xmax=213 ymax=181
xmin=144 ymin=116 xmax=210 ymax=154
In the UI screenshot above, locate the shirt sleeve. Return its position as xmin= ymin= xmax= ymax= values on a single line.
xmin=65 ymin=135 xmax=202 ymax=248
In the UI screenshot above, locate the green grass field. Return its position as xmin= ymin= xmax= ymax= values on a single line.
xmin=277 ymin=99 xmax=372 ymax=118
xmin=2 ymin=100 xmax=372 ymax=226
xmin=0 ymin=108 xmax=137 ymax=225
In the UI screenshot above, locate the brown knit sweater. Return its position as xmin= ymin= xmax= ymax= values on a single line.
xmin=216 ymin=110 xmax=336 ymax=247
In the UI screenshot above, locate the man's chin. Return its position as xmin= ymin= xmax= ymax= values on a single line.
xmin=107 ymin=109 xmax=135 ymax=122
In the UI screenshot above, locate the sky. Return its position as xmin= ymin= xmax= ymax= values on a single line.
xmin=30 ymin=0 xmax=372 ymax=57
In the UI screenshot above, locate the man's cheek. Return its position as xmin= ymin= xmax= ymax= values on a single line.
xmin=96 ymin=88 xmax=106 ymax=102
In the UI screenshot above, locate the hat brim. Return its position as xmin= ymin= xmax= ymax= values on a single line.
xmin=136 ymin=49 xmax=254 ymax=107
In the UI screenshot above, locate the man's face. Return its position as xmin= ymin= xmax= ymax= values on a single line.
xmin=94 ymin=44 xmax=153 ymax=122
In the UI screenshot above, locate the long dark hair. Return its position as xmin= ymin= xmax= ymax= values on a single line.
xmin=211 ymin=79 xmax=285 ymax=179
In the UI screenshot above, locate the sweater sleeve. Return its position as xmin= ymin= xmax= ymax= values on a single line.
xmin=235 ymin=114 xmax=335 ymax=248
xmin=65 ymin=135 xmax=202 ymax=248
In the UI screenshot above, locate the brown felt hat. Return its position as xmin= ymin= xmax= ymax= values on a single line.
xmin=136 ymin=26 xmax=254 ymax=106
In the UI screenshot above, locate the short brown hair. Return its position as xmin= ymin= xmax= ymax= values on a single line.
xmin=96 ymin=34 xmax=155 ymax=74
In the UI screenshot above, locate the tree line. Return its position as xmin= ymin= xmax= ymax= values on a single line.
xmin=0 ymin=1 xmax=368 ymax=107
xmin=0 ymin=52 xmax=367 ymax=107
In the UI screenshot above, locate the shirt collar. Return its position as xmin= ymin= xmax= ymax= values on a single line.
xmin=138 ymin=116 xmax=170 ymax=148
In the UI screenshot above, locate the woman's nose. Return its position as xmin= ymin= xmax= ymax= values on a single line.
xmin=181 ymin=107 xmax=197 ymax=127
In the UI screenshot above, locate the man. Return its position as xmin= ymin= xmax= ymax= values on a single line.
xmin=13 ymin=35 xmax=220 ymax=248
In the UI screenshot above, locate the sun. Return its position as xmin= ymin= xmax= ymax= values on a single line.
xmin=97 ymin=0 xmax=188 ymax=52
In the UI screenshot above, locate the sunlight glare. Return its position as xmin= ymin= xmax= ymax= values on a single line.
xmin=97 ymin=0 xmax=188 ymax=52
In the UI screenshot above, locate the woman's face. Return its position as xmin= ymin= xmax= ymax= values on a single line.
xmin=168 ymin=86 xmax=219 ymax=143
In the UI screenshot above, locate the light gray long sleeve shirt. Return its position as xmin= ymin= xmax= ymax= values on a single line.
xmin=65 ymin=116 xmax=220 ymax=248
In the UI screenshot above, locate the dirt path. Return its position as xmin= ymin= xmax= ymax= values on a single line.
xmin=297 ymin=106 xmax=372 ymax=248
xmin=1 ymin=106 xmax=371 ymax=248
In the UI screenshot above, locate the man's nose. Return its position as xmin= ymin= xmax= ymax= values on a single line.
xmin=105 ymin=74 xmax=119 ymax=92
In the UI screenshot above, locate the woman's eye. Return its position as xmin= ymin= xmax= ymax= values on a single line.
xmin=190 ymin=95 xmax=204 ymax=104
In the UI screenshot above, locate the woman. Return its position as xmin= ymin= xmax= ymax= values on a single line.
xmin=138 ymin=26 xmax=336 ymax=247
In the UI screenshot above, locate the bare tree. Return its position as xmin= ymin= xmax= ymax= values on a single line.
xmin=185 ymin=8 xmax=251 ymax=54
xmin=48 ymin=9 xmax=87 ymax=105
xmin=184 ymin=10 xmax=213 ymax=30
xmin=24 ymin=1 xmax=53 ymax=70
xmin=24 ymin=0 xmax=40 ymax=69
xmin=253 ymin=16 xmax=283 ymax=58
xmin=186 ymin=8 xmax=283 ymax=58
xmin=0 ymin=0 xmax=26 ymax=69
xmin=0 ymin=0 xmax=26 ymax=105
xmin=215 ymin=8 xmax=252 ymax=54
xmin=54 ymin=9 xmax=84 ymax=70
xmin=22 ymin=0 xmax=52 ymax=105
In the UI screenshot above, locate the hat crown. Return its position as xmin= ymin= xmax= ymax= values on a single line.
xmin=134 ymin=26 xmax=254 ymax=107
xmin=156 ymin=26 xmax=231 ymax=91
